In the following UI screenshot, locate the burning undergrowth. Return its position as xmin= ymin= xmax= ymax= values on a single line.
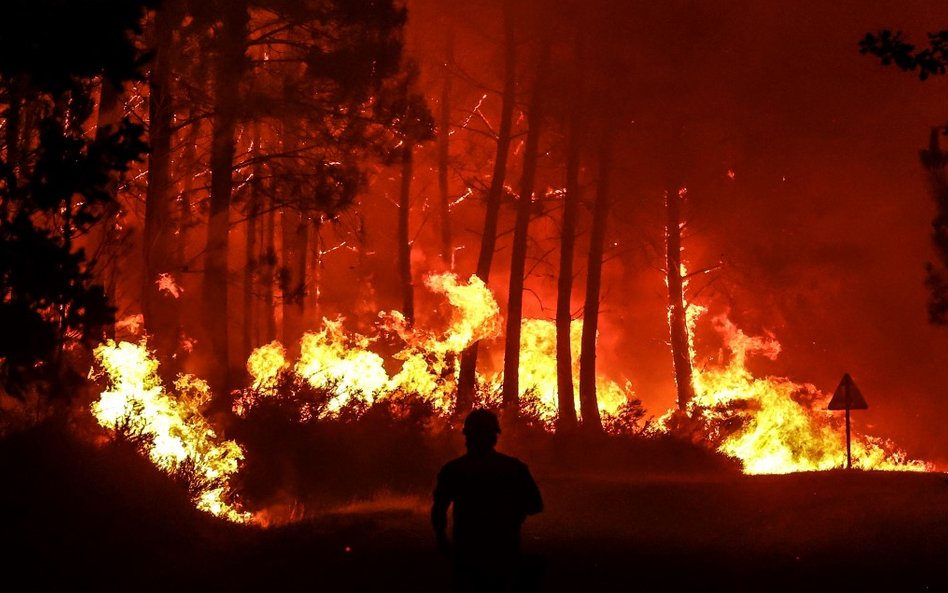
xmin=89 ymin=273 xmax=646 ymax=524
xmin=656 ymin=313 xmax=931 ymax=474
xmin=87 ymin=272 xmax=929 ymax=525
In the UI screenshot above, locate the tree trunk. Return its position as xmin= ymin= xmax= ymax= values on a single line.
xmin=455 ymin=0 xmax=515 ymax=415
xmin=578 ymin=138 xmax=613 ymax=433
xmin=202 ymin=1 xmax=248 ymax=394
xmin=143 ymin=2 xmax=179 ymax=364
xmin=177 ymin=95 xmax=199 ymax=348
xmin=278 ymin=109 xmax=309 ymax=351
xmin=281 ymin=204 xmax=308 ymax=350
xmin=307 ymin=219 xmax=322 ymax=318
xmin=3 ymin=81 xmax=21 ymax=207
xmin=398 ymin=145 xmax=415 ymax=324
xmin=919 ymin=128 xmax=948 ymax=324
xmin=555 ymin=115 xmax=582 ymax=432
xmin=93 ymin=79 xmax=123 ymax=338
xmin=262 ymin=195 xmax=277 ymax=342
xmin=242 ymin=124 xmax=262 ymax=358
xmin=437 ymin=25 xmax=454 ymax=267
xmin=665 ymin=185 xmax=696 ymax=411
xmin=501 ymin=43 xmax=549 ymax=421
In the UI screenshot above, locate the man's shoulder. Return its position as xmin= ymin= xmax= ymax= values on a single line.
xmin=440 ymin=451 xmax=528 ymax=470
xmin=493 ymin=450 xmax=529 ymax=468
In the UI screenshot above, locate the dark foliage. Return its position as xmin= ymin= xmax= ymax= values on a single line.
xmin=861 ymin=29 xmax=948 ymax=324
xmin=918 ymin=130 xmax=948 ymax=324
xmin=859 ymin=30 xmax=948 ymax=81
xmin=0 ymin=0 xmax=155 ymax=93
xmin=231 ymin=389 xmax=456 ymax=516
xmin=229 ymin=375 xmax=737 ymax=520
xmin=0 ymin=0 xmax=150 ymax=398
xmin=0 ymin=418 xmax=241 ymax=593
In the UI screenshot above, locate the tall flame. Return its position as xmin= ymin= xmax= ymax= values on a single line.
xmin=235 ymin=273 xmax=630 ymax=422
xmin=506 ymin=318 xmax=628 ymax=423
xmin=91 ymin=340 xmax=250 ymax=522
xmin=659 ymin=311 xmax=930 ymax=474
xmin=91 ymin=269 xmax=931 ymax=524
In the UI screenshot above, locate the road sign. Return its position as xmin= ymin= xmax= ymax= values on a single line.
xmin=827 ymin=373 xmax=868 ymax=410
xmin=827 ymin=373 xmax=868 ymax=469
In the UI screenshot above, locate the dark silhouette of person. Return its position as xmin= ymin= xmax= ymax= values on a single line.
xmin=432 ymin=408 xmax=543 ymax=592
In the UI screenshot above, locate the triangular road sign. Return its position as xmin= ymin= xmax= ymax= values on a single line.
xmin=827 ymin=373 xmax=869 ymax=410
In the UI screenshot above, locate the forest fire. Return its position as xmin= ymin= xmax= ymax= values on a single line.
xmin=91 ymin=270 xmax=928 ymax=524
xmin=222 ymin=272 xmax=630 ymax=425
xmin=7 ymin=1 xmax=948 ymax=589
xmin=91 ymin=340 xmax=250 ymax=522
xmin=658 ymin=312 xmax=930 ymax=474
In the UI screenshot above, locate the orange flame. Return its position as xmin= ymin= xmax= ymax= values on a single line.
xmin=658 ymin=312 xmax=930 ymax=474
xmin=91 ymin=340 xmax=250 ymax=522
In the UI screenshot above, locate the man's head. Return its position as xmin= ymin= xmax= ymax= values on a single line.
xmin=462 ymin=408 xmax=500 ymax=452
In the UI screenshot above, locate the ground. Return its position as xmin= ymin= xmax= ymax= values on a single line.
xmin=3 ymin=425 xmax=947 ymax=592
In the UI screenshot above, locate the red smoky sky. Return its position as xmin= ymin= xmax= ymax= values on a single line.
xmin=339 ymin=0 xmax=948 ymax=465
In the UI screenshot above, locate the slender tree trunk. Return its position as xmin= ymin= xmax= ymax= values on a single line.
xmin=920 ymin=128 xmax=948 ymax=324
xmin=665 ymin=184 xmax=696 ymax=411
xmin=437 ymin=25 xmax=454 ymax=267
xmin=3 ymin=79 xmax=24 ymax=220
xmin=243 ymin=125 xmax=262 ymax=358
xmin=143 ymin=2 xmax=179 ymax=363
xmin=93 ymin=79 xmax=123 ymax=338
xmin=177 ymin=98 xmax=199 ymax=347
xmin=307 ymin=219 xmax=321 ymax=318
xmin=501 ymin=43 xmax=549 ymax=421
xmin=279 ymin=111 xmax=309 ymax=351
xmin=281 ymin=205 xmax=308 ymax=348
xmin=202 ymin=1 xmax=248 ymax=394
xmin=578 ymin=138 xmax=613 ymax=433
xmin=555 ymin=115 xmax=582 ymax=432
xmin=398 ymin=145 xmax=415 ymax=324
xmin=456 ymin=1 xmax=515 ymax=414
xmin=262 ymin=195 xmax=277 ymax=342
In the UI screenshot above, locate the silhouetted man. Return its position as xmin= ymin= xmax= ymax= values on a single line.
xmin=432 ymin=408 xmax=543 ymax=592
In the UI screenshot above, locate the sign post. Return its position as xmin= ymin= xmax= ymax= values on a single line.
xmin=827 ymin=373 xmax=869 ymax=469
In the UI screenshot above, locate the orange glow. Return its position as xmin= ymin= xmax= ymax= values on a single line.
xmin=657 ymin=311 xmax=930 ymax=474
xmin=91 ymin=340 xmax=250 ymax=522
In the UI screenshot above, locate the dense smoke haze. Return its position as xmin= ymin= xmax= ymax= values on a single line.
xmin=3 ymin=0 xmax=947 ymax=483
xmin=368 ymin=0 xmax=948 ymax=463
xmin=6 ymin=2 xmax=948 ymax=590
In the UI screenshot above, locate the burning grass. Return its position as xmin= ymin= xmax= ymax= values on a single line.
xmin=84 ymin=272 xmax=930 ymax=525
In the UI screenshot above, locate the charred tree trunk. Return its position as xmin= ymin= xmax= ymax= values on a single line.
xmin=307 ymin=219 xmax=322 ymax=318
xmin=242 ymin=125 xmax=262 ymax=358
xmin=278 ymin=108 xmax=309 ymax=351
xmin=437 ymin=25 xmax=454 ymax=267
xmin=177 ymin=97 xmax=199 ymax=345
xmin=262 ymin=195 xmax=277 ymax=342
xmin=281 ymin=205 xmax=308 ymax=349
xmin=578 ymin=139 xmax=613 ymax=433
xmin=555 ymin=115 xmax=582 ymax=432
xmin=919 ymin=128 xmax=948 ymax=324
xmin=143 ymin=2 xmax=180 ymax=363
xmin=501 ymin=44 xmax=549 ymax=421
xmin=398 ymin=145 xmax=415 ymax=324
xmin=456 ymin=1 xmax=516 ymax=414
xmin=665 ymin=185 xmax=696 ymax=411
xmin=202 ymin=1 xmax=248 ymax=394
xmin=93 ymin=79 xmax=123 ymax=338
xmin=3 ymin=81 xmax=21 ymax=207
